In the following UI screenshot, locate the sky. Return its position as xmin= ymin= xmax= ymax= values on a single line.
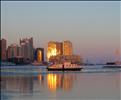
xmin=1 ymin=1 xmax=121 ymax=63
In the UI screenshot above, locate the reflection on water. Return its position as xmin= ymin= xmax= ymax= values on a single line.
xmin=1 ymin=72 xmax=121 ymax=100
xmin=1 ymin=73 xmax=76 ymax=94
xmin=47 ymin=74 xmax=76 ymax=92
xmin=1 ymin=76 xmax=34 ymax=94
xmin=47 ymin=74 xmax=57 ymax=92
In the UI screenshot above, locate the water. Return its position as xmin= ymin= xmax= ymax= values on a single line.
xmin=1 ymin=65 xmax=121 ymax=100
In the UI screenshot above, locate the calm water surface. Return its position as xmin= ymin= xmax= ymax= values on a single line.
xmin=1 ymin=65 xmax=121 ymax=100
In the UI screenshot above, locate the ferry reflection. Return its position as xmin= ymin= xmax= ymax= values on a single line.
xmin=47 ymin=73 xmax=76 ymax=92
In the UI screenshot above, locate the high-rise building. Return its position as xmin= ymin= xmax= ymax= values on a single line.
xmin=34 ymin=48 xmax=44 ymax=62
xmin=47 ymin=41 xmax=57 ymax=61
xmin=1 ymin=39 xmax=7 ymax=61
xmin=47 ymin=40 xmax=73 ymax=61
xmin=46 ymin=40 xmax=82 ymax=64
xmin=47 ymin=41 xmax=63 ymax=61
xmin=56 ymin=42 xmax=63 ymax=55
xmin=20 ymin=37 xmax=34 ymax=62
xmin=7 ymin=44 xmax=21 ymax=59
xmin=63 ymin=40 xmax=73 ymax=56
xmin=7 ymin=44 xmax=24 ymax=64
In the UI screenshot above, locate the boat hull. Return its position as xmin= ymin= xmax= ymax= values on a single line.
xmin=47 ymin=68 xmax=83 ymax=71
xmin=103 ymin=65 xmax=121 ymax=68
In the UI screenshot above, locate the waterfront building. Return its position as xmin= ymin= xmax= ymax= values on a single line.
xmin=49 ymin=55 xmax=83 ymax=64
xmin=7 ymin=44 xmax=24 ymax=64
xmin=0 ymin=38 xmax=7 ymax=61
xmin=47 ymin=41 xmax=63 ymax=61
xmin=63 ymin=40 xmax=73 ymax=56
xmin=7 ymin=44 xmax=18 ymax=59
xmin=20 ymin=37 xmax=34 ymax=63
xmin=47 ymin=41 xmax=57 ymax=61
xmin=7 ymin=44 xmax=23 ymax=63
xmin=34 ymin=48 xmax=44 ymax=62
xmin=47 ymin=40 xmax=73 ymax=61
xmin=47 ymin=40 xmax=82 ymax=64
xmin=56 ymin=42 xmax=63 ymax=55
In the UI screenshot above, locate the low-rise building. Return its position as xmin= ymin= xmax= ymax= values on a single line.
xmin=49 ymin=55 xmax=83 ymax=65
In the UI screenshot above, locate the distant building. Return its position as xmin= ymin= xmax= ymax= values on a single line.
xmin=49 ymin=55 xmax=83 ymax=64
xmin=56 ymin=42 xmax=63 ymax=55
xmin=7 ymin=44 xmax=24 ymax=64
xmin=63 ymin=40 xmax=73 ymax=56
xmin=47 ymin=40 xmax=82 ymax=64
xmin=20 ymin=37 xmax=34 ymax=63
xmin=47 ymin=40 xmax=73 ymax=61
xmin=0 ymin=39 xmax=7 ymax=61
xmin=47 ymin=41 xmax=57 ymax=61
xmin=47 ymin=41 xmax=63 ymax=61
xmin=34 ymin=48 xmax=44 ymax=62
xmin=7 ymin=44 xmax=20 ymax=58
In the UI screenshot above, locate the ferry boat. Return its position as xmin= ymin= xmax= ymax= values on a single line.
xmin=103 ymin=49 xmax=121 ymax=68
xmin=103 ymin=62 xmax=121 ymax=68
xmin=47 ymin=62 xmax=83 ymax=71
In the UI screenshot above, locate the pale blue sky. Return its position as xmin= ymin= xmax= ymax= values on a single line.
xmin=1 ymin=1 xmax=121 ymax=63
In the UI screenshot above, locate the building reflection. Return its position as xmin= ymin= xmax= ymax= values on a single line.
xmin=1 ymin=73 xmax=76 ymax=95
xmin=38 ymin=74 xmax=45 ymax=86
xmin=47 ymin=73 xmax=76 ymax=92
xmin=1 ymin=76 xmax=34 ymax=94
xmin=47 ymin=74 xmax=57 ymax=92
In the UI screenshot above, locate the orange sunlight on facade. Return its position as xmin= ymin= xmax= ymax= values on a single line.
xmin=47 ymin=40 xmax=73 ymax=61
xmin=37 ymin=50 xmax=42 ymax=63
xmin=47 ymin=41 xmax=63 ymax=61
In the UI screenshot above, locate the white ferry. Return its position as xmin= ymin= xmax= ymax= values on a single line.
xmin=47 ymin=62 xmax=83 ymax=71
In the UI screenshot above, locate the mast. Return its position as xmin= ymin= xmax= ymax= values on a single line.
xmin=115 ymin=49 xmax=120 ymax=64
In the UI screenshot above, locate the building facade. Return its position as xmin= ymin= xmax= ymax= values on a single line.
xmin=47 ymin=40 xmax=83 ymax=64
xmin=47 ymin=41 xmax=56 ymax=61
xmin=20 ymin=37 xmax=34 ymax=63
xmin=7 ymin=44 xmax=21 ymax=58
xmin=47 ymin=40 xmax=73 ymax=61
xmin=63 ymin=41 xmax=73 ymax=56
xmin=1 ymin=39 xmax=7 ymax=61
xmin=47 ymin=41 xmax=63 ymax=61
xmin=7 ymin=44 xmax=24 ymax=64
xmin=34 ymin=48 xmax=44 ymax=62
xmin=49 ymin=55 xmax=83 ymax=64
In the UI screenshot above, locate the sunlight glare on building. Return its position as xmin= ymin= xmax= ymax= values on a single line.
xmin=47 ymin=41 xmax=58 ymax=61
xmin=37 ymin=50 xmax=42 ymax=63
